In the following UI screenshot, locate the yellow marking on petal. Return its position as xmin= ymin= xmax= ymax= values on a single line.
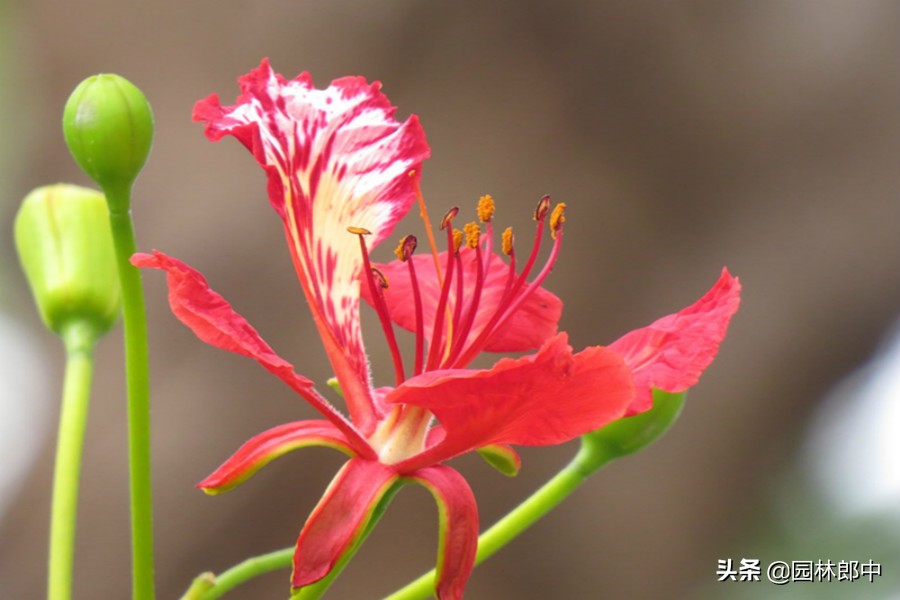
xmin=477 ymin=194 xmax=495 ymax=223
xmin=464 ymin=222 xmax=480 ymax=249
xmin=502 ymin=226 xmax=514 ymax=256
xmin=452 ymin=228 xmax=464 ymax=253
xmin=550 ymin=202 xmax=566 ymax=239
xmin=347 ymin=226 xmax=371 ymax=235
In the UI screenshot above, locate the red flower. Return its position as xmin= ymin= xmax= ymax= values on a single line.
xmin=133 ymin=60 xmax=740 ymax=599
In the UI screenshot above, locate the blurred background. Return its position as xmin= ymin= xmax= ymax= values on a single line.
xmin=1 ymin=1 xmax=898 ymax=598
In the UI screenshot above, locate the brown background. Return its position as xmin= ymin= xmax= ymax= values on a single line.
xmin=1 ymin=1 xmax=898 ymax=598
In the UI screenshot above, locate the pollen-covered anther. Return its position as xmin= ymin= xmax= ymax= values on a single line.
xmin=347 ymin=226 xmax=372 ymax=236
xmin=502 ymin=226 xmax=514 ymax=256
xmin=464 ymin=222 xmax=481 ymax=249
xmin=395 ymin=235 xmax=417 ymax=261
xmin=477 ymin=194 xmax=495 ymax=223
xmin=452 ymin=229 xmax=464 ymax=253
xmin=440 ymin=207 xmax=460 ymax=231
xmin=371 ymin=267 xmax=390 ymax=289
xmin=533 ymin=195 xmax=551 ymax=221
xmin=550 ymin=203 xmax=566 ymax=239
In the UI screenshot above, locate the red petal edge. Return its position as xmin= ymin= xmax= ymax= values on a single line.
xmin=197 ymin=420 xmax=355 ymax=494
xmin=391 ymin=333 xmax=634 ymax=471
xmin=132 ymin=250 xmax=374 ymax=458
xmin=291 ymin=458 xmax=398 ymax=588
xmin=404 ymin=466 xmax=478 ymax=600
xmin=609 ymin=268 xmax=741 ymax=414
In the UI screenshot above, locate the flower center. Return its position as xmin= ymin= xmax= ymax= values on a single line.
xmin=349 ymin=188 xmax=567 ymax=386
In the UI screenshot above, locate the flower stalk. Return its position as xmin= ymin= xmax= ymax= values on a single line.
xmin=48 ymin=321 xmax=98 ymax=600
xmin=63 ymin=73 xmax=157 ymax=600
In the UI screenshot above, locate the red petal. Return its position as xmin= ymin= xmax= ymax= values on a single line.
xmin=390 ymin=333 xmax=634 ymax=471
xmin=609 ymin=268 xmax=741 ymax=414
xmin=194 ymin=60 xmax=430 ymax=432
xmin=404 ymin=466 xmax=478 ymax=600
xmin=197 ymin=420 xmax=355 ymax=494
xmin=364 ymin=249 xmax=561 ymax=353
xmin=132 ymin=250 xmax=374 ymax=457
xmin=291 ymin=458 xmax=399 ymax=588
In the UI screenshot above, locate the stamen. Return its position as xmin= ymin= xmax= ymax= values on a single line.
xmin=477 ymin=194 xmax=495 ymax=223
xmin=533 ymin=194 xmax=551 ymax=221
xmin=501 ymin=226 xmax=514 ymax=256
xmin=464 ymin=221 xmax=480 ymax=249
xmin=350 ymin=228 xmax=405 ymax=385
xmin=401 ymin=235 xmax=426 ymax=376
xmin=395 ymin=234 xmax=417 ymax=261
xmin=425 ymin=225 xmax=457 ymax=371
xmin=446 ymin=235 xmax=485 ymax=366
xmin=371 ymin=267 xmax=389 ymax=289
xmin=452 ymin=229 xmax=464 ymax=253
xmin=550 ymin=202 xmax=566 ymax=239
xmin=441 ymin=206 xmax=460 ymax=231
xmin=450 ymin=196 xmax=553 ymax=368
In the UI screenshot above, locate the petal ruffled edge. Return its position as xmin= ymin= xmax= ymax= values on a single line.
xmin=403 ymin=465 xmax=478 ymax=600
xmin=291 ymin=458 xmax=399 ymax=588
xmin=609 ymin=268 xmax=741 ymax=414
xmin=193 ymin=60 xmax=431 ymax=434
xmin=197 ymin=420 xmax=356 ymax=494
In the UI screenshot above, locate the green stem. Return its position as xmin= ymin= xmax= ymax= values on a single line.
xmin=385 ymin=440 xmax=615 ymax=600
xmin=107 ymin=184 xmax=155 ymax=600
xmin=184 ymin=482 xmax=404 ymax=600
xmin=178 ymin=444 xmax=613 ymax=600
xmin=47 ymin=321 xmax=98 ymax=600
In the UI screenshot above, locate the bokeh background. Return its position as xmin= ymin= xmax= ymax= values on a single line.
xmin=1 ymin=1 xmax=898 ymax=598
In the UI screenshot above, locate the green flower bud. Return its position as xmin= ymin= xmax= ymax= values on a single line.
xmin=15 ymin=184 xmax=121 ymax=337
xmin=579 ymin=390 xmax=686 ymax=474
xmin=62 ymin=74 xmax=154 ymax=211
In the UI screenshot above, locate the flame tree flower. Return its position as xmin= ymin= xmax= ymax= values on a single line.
xmin=134 ymin=60 xmax=739 ymax=599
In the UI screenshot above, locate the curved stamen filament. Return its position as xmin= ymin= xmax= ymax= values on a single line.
xmin=400 ymin=236 xmax=426 ymax=376
xmin=446 ymin=240 xmax=485 ymax=366
xmin=425 ymin=226 xmax=457 ymax=371
xmin=351 ymin=228 xmax=406 ymax=385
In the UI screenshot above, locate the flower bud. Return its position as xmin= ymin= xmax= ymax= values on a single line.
xmin=579 ymin=390 xmax=686 ymax=473
xmin=62 ymin=74 xmax=154 ymax=210
xmin=15 ymin=184 xmax=121 ymax=337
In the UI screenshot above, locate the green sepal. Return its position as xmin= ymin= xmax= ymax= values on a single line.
xmin=15 ymin=184 xmax=121 ymax=337
xmin=477 ymin=444 xmax=521 ymax=477
xmin=578 ymin=389 xmax=686 ymax=475
xmin=63 ymin=73 xmax=154 ymax=210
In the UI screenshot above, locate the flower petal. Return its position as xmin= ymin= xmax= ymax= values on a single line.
xmin=197 ymin=420 xmax=355 ymax=494
xmin=194 ymin=60 xmax=430 ymax=432
xmin=364 ymin=248 xmax=561 ymax=354
xmin=132 ymin=250 xmax=374 ymax=457
xmin=403 ymin=465 xmax=478 ymax=600
xmin=390 ymin=333 xmax=634 ymax=471
xmin=291 ymin=458 xmax=399 ymax=588
xmin=609 ymin=268 xmax=741 ymax=414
